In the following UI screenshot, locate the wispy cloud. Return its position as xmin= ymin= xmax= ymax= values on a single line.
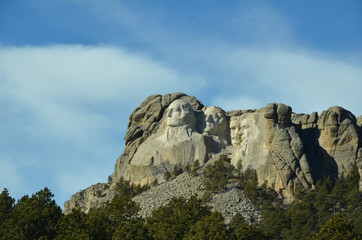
xmin=207 ymin=46 xmax=362 ymax=115
xmin=0 ymin=44 xmax=204 ymax=204
xmin=1 ymin=1 xmax=361 ymax=207
xmin=228 ymin=2 xmax=295 ymax=45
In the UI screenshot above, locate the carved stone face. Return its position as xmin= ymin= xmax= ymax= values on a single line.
xmin=239 ymin=118 xmax=250 ymax=143
xmin=167 ymin=99 xmax=195 ymax=127
xmin=230 ymin=117 xmax=241 ymax=145
xmin=203 ymin=106 xmax=225 ymax=136
xmin=230 ymin=117 xmax=253 ymax=146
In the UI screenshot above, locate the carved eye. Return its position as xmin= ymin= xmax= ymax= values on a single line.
xmin=181 ymin=104 xmax=188 ymax=111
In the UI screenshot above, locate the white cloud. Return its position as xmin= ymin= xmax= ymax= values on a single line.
xmin=0 ymin=45 xmax=192 ymax=101
xmin=229 ymin=2 xmax=294 ymax=45
xmin=0 ymin=45 xmax=204 ymax=142
xmin=0 ymin=44 xmax=205 ymax=206
xmin=1 ymin=25 xmax=361 ymax=207
xmin=1 ymin=0 xmax=361 ymax=209
xmin=199 ymin=46 xmax=362 ymax=116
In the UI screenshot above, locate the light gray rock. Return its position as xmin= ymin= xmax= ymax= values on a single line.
xmin=291 ymin=112 xmax=318 ymax=129
xmin=112 ymin=94 xmax=205 ymax=185
xmin=114 ymin=98 xmax=210 ymax=186
xmin=317 ymin=106 xmax=361 ymax=179
xmin=229 ymin=103 xmax=314 ymax=201
xmin=132 ymin=170 xmax=260 ymax=224
xmin=357 ymin=115 xmax=362 ymax=127
xmin=64 ymin=93 xmax=362 ymax=214
xmin=63 ymin=182 xmax=116 ymax=214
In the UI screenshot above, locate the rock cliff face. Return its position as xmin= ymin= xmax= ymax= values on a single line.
xmin=64 ymin=93 xmax=362 ymax=214
xmin=228 ymin=104 xmax=314 ymax=200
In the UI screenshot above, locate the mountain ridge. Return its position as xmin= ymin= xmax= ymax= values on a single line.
xmin=64 ymin=93 xmax=362 ymax=217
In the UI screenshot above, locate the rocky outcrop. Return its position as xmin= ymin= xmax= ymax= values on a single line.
xmin=317 ymin=107 xmax=360 ymax=175
xmin=357 ymin=115 xmax=362 ymax=127
xmin=64 ymin=182 xmax=116 ymax=214
xmin=64 ymin=93 xmax=362 ymax=215
xmin=111 ymin=93 xmax=207 ymax=186
xmin=132 ymin=172 xmax=260 ymax=224
xmin=228 ymin=104 xmax=314 ymax=200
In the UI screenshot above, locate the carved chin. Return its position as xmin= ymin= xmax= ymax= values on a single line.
xmin=204 ymin=124 xmax=217 ymax=134
xmin=231 ymin=139 xmax=240 ymax=146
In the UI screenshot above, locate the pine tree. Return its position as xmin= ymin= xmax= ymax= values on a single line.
xmin=55 ymin=209 xmax=90 ymax=240
xmin=184 ymin=212 xmax=229 ymax=240
xmin=0 ymin=188 xmax=14 ymax=225
xmin=309 ymin=213 xmax=361 ymax=240
xmin=230 ymin=213 xmax=267 ymax=240
xmin=0 ymin=187 xmax=62 ymax=240
xmin=146 ymin=196 xmax=210 ymax=240
xmin=86 ymin=196 xmax=141 ymax=240
xmin=113 ymin=219 xmax=150 ymax=240
xmin=203 ymin=157 xmax=233 ymax=192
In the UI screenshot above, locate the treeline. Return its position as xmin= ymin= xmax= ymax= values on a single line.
xmin=1 ymin=162 xmax=361 ymax=240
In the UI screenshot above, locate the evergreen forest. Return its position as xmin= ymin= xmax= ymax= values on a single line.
xmin=1 ymin=161 xmax=361 ymax=240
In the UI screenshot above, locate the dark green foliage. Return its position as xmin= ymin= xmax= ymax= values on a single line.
xmin=238 ymin=168 xmax=280 ymax=206
xmin=55 ymin=209 xmax=90 ymax=240
xmin=173 ymin=165 xmax=183 ymax=176
xmin=238 ymin=167 xmax=254 ymax=189
xmin=145 ymin=195 xmax=211 ymax=240
xmin=56 ymin=195 xmax=143 ymax=240
xmin=232 ymin=223 xmax=267 ymax=240
xmin=282 ymin=195 xmax=319 ymax=240
xmin=184 ymin=212 xmax=229 ymax=240
xmin=113 ymin=219 xmax=150 ymax=240
xmin=257 ymin=163 xmax=362 ymax=240
xmin=309 ymin=213 xmax=362 ymax=240
xmin=230 ymin=213 xmax=267 ymax=240
xmin=0 ymin=162 xmax=361 ymax=240
xmin=152 ymin=178 xmax=158 ymax=186
xmin=164 ymin=171 xmax=172 ymax=181
xmin=185 ymin=163 xmax=191 ymax=173
xmin=229 ymin=213 xmax=247 ymax=230
xmin=105 ymin=196 xmax=140 ymax=226
xmin=203 ymin=157 xmax=234 ymax=192
xmin=243 ymin=169 xmax=259 ymax=202
xmin=114 ymin=177 xmax=149 ymax=198
xmin=191 ymin=159 xmax=200 ymax=175
xmin=86 ymin=196 xmax=142 ymax=240
xmin=0 ymin=189 xmax=14 ymax=225
xmin=0 ymin=187 xmax=62 ymax=240
xmin=259 ymin=207 xmax=288 ymax=240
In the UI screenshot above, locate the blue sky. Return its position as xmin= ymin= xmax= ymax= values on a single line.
xmin=1 ymin=0 xmax=361 ymax=208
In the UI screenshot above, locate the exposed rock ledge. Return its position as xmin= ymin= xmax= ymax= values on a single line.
xmin=133 ymin=171 xmax=260 ymax=224
xmin=64 ymin=93 xmax=362 ymax=219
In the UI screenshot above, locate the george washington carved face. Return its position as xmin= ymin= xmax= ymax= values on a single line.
xmin=166 ymin=99 xmax=195 ymax=127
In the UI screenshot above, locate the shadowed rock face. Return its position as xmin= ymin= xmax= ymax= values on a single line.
xmin=64 ymin=93 xmax=362 ymax=213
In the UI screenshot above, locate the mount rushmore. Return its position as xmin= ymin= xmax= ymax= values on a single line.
xmin=64 ymin=92 xmax=362 ymax=214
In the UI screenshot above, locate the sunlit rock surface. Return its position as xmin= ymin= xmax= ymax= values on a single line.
xmin=64 ymin=93 xmax=361 ymax=214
